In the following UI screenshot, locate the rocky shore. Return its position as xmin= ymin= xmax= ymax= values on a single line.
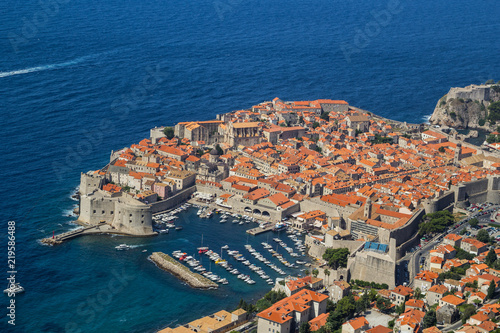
xmin=429 ymin=83 xmax=500 ymax=129
xmin=148 ymin=252 xmax=218 ymax=289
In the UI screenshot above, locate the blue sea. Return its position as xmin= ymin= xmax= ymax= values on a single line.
xmin=0 ymin=0 xmax=499 ymax=331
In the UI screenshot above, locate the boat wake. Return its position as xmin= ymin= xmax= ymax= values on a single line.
xmin=0 ymin=52 xmax=108 ymax=78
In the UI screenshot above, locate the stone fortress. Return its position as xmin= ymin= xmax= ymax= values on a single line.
xmin=446 ymin=84 xmax=492 ymax=104
xmin=78 ymin=172 xmax=156 ymax=236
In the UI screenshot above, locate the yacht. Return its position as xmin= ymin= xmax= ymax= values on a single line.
xmin=4 ymin=283 xmax=24 ymax=295
xmin=115 ymin=244 xmax=131 ymax=250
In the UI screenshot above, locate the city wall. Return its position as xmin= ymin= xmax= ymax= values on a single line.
xmin=306 ymin=238 xmax=364 ymax=259
xmin=150 ymin=186 xmax=197 ymax=213
xmin=424 ymin=176 xmax=500 ymax=214
xmin=378 ymin=209 xmax=426 ymax=247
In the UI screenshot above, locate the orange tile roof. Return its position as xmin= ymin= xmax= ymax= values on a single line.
xmin=428 ymin=284 xmax=448 ymax=294
xmin=441 ymin=295 xmax=465 ymax=306
xmin=345 ymin=317 xmax=369 ymax=330
xmin=309 ymin=313 xmax=329 ymax=332
xmin=366 ymin=325 xmax=393 ymax=333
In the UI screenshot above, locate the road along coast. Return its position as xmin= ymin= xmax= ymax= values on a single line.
xmin=148 ymin=252 xmax=218 ymax=289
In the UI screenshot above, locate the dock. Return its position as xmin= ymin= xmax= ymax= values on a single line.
xmin=40 ymin=223 xmax=120 ymax=245
xmin=246 ymin=225 xmax=274 ymax=236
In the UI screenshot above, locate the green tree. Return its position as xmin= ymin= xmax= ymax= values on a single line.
xmin=488 ymin=280 xmax=496 ymax=299
xmin=414 ymin=288 xmax=423 ymax=300
xmin=215 ymin=144 xmax=224 ymax=155
xmin=469 ymin=218 xmax=479 ymax=227
xmin=305 ymin=269 xmax=310 ymax=276
xmin=486 ymin=249 xmax=497 ymax=267
xmin=299 ymin=322 xmax=311 ymax=333
xmin=422 ymin=310 xmax=437 ymax=328
xmin=312 ymin=122 xmax=320 ymax=129
xmin=163 ymin=126 xmax=175 ymax=139
xmin=376 ymin=297 xmax=392 ymax=313
xmin=323 ymin=248 xmax=350 ymax=269
xmin=324 ymin=268 xmax=330 ymax=285
xmin=336 ymin=294 xmax=356 ymax=319
xmin=418 ymin=210 xmax=455 ymax=236
xmin=396 ymin=302 xmax=406 ymax=315
xmin=326 ymin=299 xmax=336 ymax=313
xmin=438 ymin=146 xmax=446 ymax=153
xmin=312 ymin=269 xmax=319 ymax=278
xmin=487 ymin=134 xmax=500 ymax=144
xmin=455 ymin=247 xmax=475 ymax=260
xmin=477 ymin=229 xmax=490 ymax=243
xmin=320 ymin=112 xmax=330 ymax=120
xmin=461 ymin=304 xmax=476 ymax=323
xmin=488 ymin=101 xmax=500 ymax=121
xmin=355 ymin=291 xmax=370 ymax=314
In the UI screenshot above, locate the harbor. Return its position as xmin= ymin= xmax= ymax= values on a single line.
xmin=141 ymin=204 xmax=311 ymax=291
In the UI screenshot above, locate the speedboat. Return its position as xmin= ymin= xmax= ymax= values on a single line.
xmin=115 ymin=244 xmax=131 ymax=250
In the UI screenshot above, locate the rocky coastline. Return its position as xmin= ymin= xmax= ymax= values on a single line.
xmin=429 ymin=83 xmax=500 ymax=129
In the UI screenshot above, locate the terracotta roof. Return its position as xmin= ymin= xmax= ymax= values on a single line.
xmin=344 ymin=317 xmax=369 ymax=330
xmin=366 ymin=325 xmax=392 ymax=333
xmin=441 ymin=295 xmax=465 ymax=306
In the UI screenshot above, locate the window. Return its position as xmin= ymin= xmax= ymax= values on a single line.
xmin=93 ymin=210 xmax=96 ymax=214
xmin=102 ymin=210 xmax=105 ymax=214
xmin=110 ymin=211 xmax=113 ymax=214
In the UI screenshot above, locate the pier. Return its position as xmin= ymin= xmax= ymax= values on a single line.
xmin=246 ymin=225 xmax=274 ymax=236
xmin=40 ymin=223 xmax=126 ymax=245
xmin=148 ymin=252 xmax=218 ymax=289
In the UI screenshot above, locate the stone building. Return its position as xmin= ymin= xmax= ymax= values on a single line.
xmin=224 ymin=122 xmax=261 ymax=147
xmin=174 ymin=120 xmax=224 ymax=144
xmin=256 ymin=289 xmax=328 ymax=333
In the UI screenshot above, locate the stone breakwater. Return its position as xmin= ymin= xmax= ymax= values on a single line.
xmin=148 ymin=252 xmax=218 ymax=289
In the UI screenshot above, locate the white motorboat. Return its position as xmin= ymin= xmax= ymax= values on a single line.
xmin=115 ymin=244 xmax=131 ymax=250
xmin=4 ymin=283 xmax=24 ymax=294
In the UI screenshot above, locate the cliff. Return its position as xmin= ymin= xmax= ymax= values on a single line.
xmin=429 ymin=84 xmax=500 ymax=129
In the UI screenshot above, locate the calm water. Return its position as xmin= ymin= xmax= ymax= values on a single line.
xmin=1 ymin=0 xmax=499 ymax=331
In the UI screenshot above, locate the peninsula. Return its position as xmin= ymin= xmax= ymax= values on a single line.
xmin=46 ymin=95 xmax=500 ymax=290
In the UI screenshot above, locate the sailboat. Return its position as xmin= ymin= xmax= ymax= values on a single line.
xmin=198 ymin=234 xmax=209 ymax=254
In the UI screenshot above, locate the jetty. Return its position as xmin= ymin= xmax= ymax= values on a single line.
xmin=148 ymin=252 xmax=218 ymax=289
xmin=246 ymin=224 xmax=274 ymax=236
